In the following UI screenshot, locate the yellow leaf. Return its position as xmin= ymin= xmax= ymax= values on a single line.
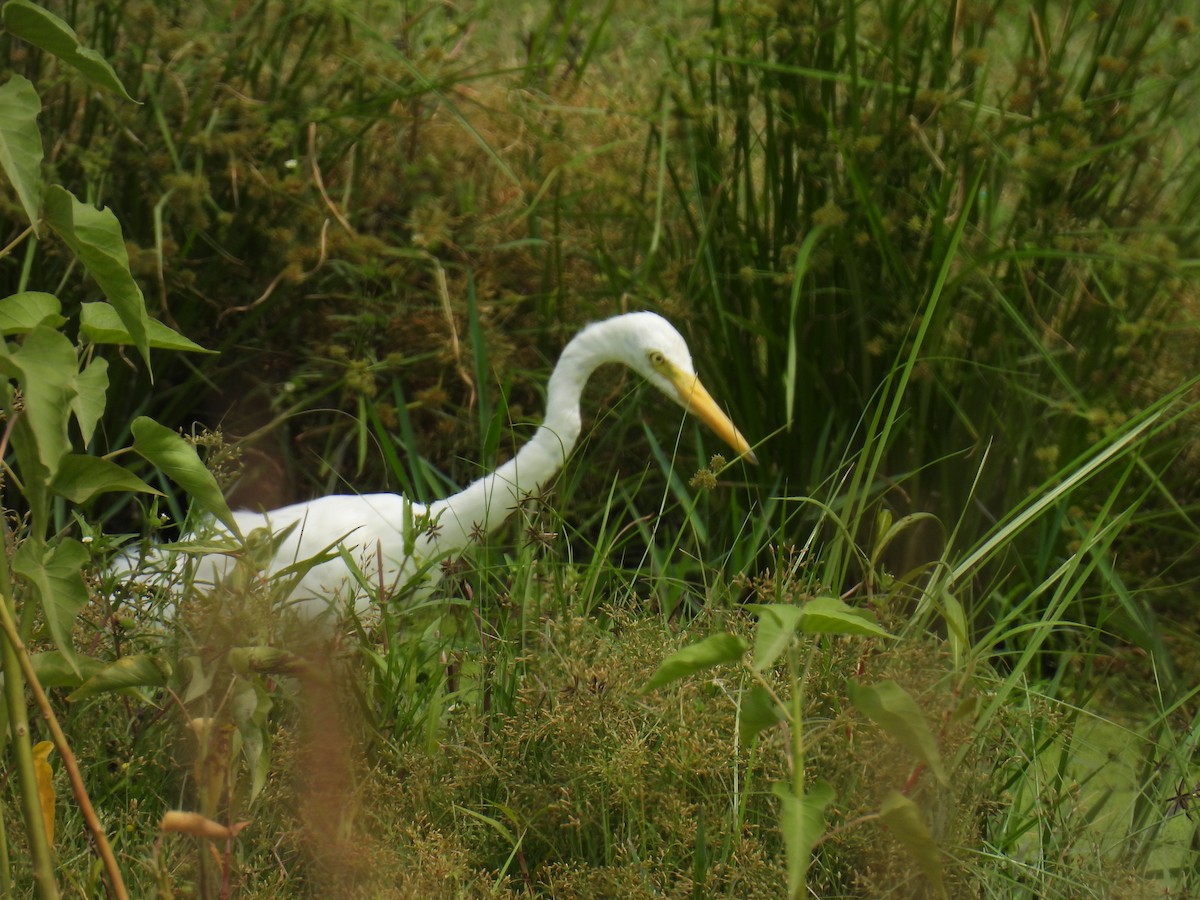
xmin=33 ymin=740 xmax=56 ymax=847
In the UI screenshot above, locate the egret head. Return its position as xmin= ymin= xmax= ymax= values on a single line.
xmin=612 ymin=312 xmax=757 ymax=464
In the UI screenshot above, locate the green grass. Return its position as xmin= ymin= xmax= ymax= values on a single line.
xmin=2 ymin=0 xmax=1200 ymax=896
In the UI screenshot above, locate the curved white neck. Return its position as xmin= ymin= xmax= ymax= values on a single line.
xmin=424 ymin=321 xmax=621 ymax=552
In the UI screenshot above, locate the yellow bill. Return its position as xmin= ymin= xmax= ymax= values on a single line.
xmin=671 ymin=372 xmax=758 ymax=464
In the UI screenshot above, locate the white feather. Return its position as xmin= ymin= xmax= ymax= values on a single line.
xmin=113 ymin=312 xmax=754 ymax=621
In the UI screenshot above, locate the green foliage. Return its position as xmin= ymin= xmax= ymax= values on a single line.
xmin=846 ymin=679 xmax=948 ymax=787
xmin=130 ymin=416 xmax=238 ymax=535
xmin=656 ymin=0 xmax=1200 ymax=615
xmin=642 ymin=631 xmax=748 ymax=690
xmin=0 ymin=4 xmax=216 ymax=894
xmin=1 ymin=0 xmax=135 ymax=102
xmin=0 ymin=74 xmax=42 ymax=224
xmin=643 ymin=594 xmax=951 ymax=898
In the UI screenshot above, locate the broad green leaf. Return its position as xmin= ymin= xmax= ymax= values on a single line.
xmin=878 ymin=791 xmax=946 ymax=897
xmin=69 ymin=653 xmax=172 ymax=700
xmin=740 ymin=684 xmax=784 ymax=743
xmin=44 ymin=186 xmax=151 ymax=369
xmin=643 ymin=633 xmax=748 ymax=691
xmin=2 ymin=0 xmax=137 ymax=102
xmin=30 ymin=650 xmax=104 ymax=689
xmin=797 ymin=595 xmax=893 ymax=639
xmin=71 ymin=356 xmax=108 ymax=445
xmin=13 ymin=538 xmax=90 ymax=675
xmin=0 ymin=324 xmax=78 ymax=478
xmin=0 ymin=291 xmax=64 ymax=333
xmin=0 ymin=74 xmax=43 ymax=228
xmin=231 ymin=677 xmax=272 ymax=801
xmin=773 ymin=780 xmax=834 ymax=898
xmin=10 ymin=416 xmax=50 ymax=528
xmin=132 ymin=416 xmax=240 ymax=537
xmin=49 ymin=453 xmax=160 ymax=503
xmin=79 ymin=302 xmax=211 ymax=353
xmin=132 ymin=420 xmax=240 ymax=540
xmin=746 ymin=599 xmax=892 ymax=670
xmin=847 ymin=680 xmax=948 ymax=786
xmin=746 ymin=604 xmax=804 ymax=671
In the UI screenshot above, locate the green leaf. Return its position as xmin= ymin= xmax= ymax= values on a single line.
xmin=30 ymin=650 xmax=104 ymax=689
xmin=132 ymin=416 xmax=240 ymax=537
xmin=878 ymin=791 xmax=946 ymax=897
xmin=0 ymin=292 xmax=64 ymax=333
xmin=773 ymin=780 xmax=834 ymax=898
xmin=746 ymin=599 xmax=892 ymax=673
xmin=939 ymin=588 xmax=969 ymax=664
xmin=228 ymin=646 xmax=310 ymax=677
xmin=642 ymin=633 xmax=748 ymax=692
xmin=0 ymin=324 xmax=78 ymax=478
xmin=69 ymin=654 xmax=172 ymax=700
xmin=49 ymin=453 xmax=160 ymax=503
xmin=0 ymin=74 xmax=43 ymax=228
xmin=43 ymin=186 xmax=152 ymax=369
xmin=71 ymin=356 xmax=108 ymax=445
xmin=740 ymin=684 xmax=784 ymax=743
xmin=2 ymin=0 xmax=137 ymax=102
xmin=746 ymin=604 xmax=804 ymax=671
xmin=79 ymin=302 xmax=211 ymax=353
xmin=181 ymin=656 xmax=216 ymax=705
xmin=13 ymin=538 xmax=91 ymax=675
xmin=231 ymin=677 xmax=272 ymax=801
xmin=797 ymin=596 xmax=893 ymax=639
xmin=847 ymin=680 xmax=948 ymax=786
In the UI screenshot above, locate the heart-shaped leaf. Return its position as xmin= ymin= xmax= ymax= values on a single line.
xmin=79 ymin=302 xmax=210 ymax=353
xmin=0 ymin=75 xmax=43 ymax=228
xmin=132 ymin=416 xmax=239 ymax=537
xmin=49 ymin=454 xmax=160 ymax=504
xmin=0 ymin=292 xmax=64 ymax=334
xmin=44 ymin=187 xmax=152 ymax=369
xmin=13 ymin=538 xmax=91 ymax=675
xmin=2 ymin=1 xmax=137 ymax=101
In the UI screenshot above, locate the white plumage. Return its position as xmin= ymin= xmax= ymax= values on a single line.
xmin=118 ymin=312 xmax=755 ymax=620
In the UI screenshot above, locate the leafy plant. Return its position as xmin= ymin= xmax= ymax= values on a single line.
xmin=643 ymin=595 xmax=959 ymax=898
xmin=0 ymin=3 xmax=234 ymax=894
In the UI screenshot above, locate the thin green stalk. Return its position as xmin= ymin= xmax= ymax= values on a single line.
xmin=0 ymin=409 xmax=55 ymax=897
xmin=1 ymin=623 xmax=56 ymax=897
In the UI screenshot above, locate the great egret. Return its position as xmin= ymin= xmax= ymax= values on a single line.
xmin=122 ymin=312 xmax=755 ymax=620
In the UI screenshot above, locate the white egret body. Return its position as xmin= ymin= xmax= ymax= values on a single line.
xmin=124 ymin=312 xmax=754 ymax=619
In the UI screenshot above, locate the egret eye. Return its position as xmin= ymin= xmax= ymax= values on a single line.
xmin=649 ymin=350 xmax=666 ymax=368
